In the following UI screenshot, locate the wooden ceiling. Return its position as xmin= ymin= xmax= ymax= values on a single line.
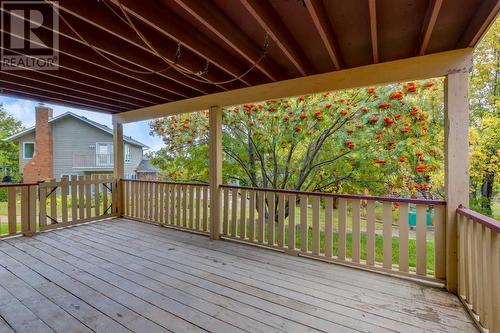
xmin=0 ymin=0 xmax=498 ymax=114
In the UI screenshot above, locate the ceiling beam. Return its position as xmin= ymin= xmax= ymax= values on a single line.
xmin=304 ymin=0 xmax=341 ymax=70
xmin=115 ymin=48 xmax=473 ymax=124
xmin=53 ymin=0 xmax=233 ymax=94
xmin=0 ymin=45 xmax=166 ymax=106
xmin=1 ymin=71 xmax=144 ymax=110
xmin=2 ymin=6 xmax=202 ymax=99
xmin=457 ymin=0 xmax=500 ymax=48
xmin=2 ymin=29 xmax=181 ymax=103
xmin=418 ymin=0 xmax=443 ymax=56
xmin=0 ymin=67 xmax=151 ymax=108
xmin=108 ymin=0 xmax=266 ymax=87
xmin=171 ymin=0 xmax=284 ymax=82
xmin=239 ymin=0 xmax=312 ymax=76
xmin=368 ymin=0 xmax=379 ymax=63
xmin=0 ymin=84 xmax=122 ymax=113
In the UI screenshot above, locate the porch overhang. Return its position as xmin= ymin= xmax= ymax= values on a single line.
xmin=0 ymin=0 xmax=497 ymax=117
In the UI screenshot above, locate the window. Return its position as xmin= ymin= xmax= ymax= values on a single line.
xmin=125 ymin=144 xmax=131 ymax=163
xmin=23 ymin=142 xmax=35 ymax=159
xmin=96 ymin=142 xmax=113 ymax=166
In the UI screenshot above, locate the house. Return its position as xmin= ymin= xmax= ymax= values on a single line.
xmin=5 ymin=104 xmax=158 ymax=182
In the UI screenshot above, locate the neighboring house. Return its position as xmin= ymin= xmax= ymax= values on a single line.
xmin=5 ymin=104 xmax=158 ymax=182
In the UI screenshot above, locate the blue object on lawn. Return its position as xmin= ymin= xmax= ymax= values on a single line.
xmin=408 ymin=211 xmax=431 ymax=227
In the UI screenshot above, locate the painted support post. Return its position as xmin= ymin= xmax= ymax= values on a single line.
xmin=209 ymin=106 xmax=222 ymax=240
xmin=444 ymin=67 xmax=471 ymax=293
xmin=113 ymin=118 xmax=124 ymax=217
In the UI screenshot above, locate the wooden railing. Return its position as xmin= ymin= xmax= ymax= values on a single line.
xmin=39 ymin=176 xmax=118 ymax=231
xmin=121 ymin=179 xmax=210 ymax=234
xmin=220 ymin=185 xmax=446 ymax=281
xmin=457 ymin=206 xmax=500 ymax=333
xmin=0 ymin=176 xmax=117 ymax=237
xmin=0 ymin=182 xmax=37 ymax=238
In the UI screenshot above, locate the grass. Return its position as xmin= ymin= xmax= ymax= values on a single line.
xmin=229 ymin=221 xmax=435 ymax=273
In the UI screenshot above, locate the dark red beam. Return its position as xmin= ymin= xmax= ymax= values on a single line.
xmin=240 ymin=0 xmax=313 ymax=76
xmin=0 ymin=83 xmax=122 ymax=113
xmin=170 ymin=0 xmax=285 ymax=82
xmin=55 ymin=0 xmax=236 ymax=94
xmin=1 ymin=71 xmax=143 ymax=111
xmin=109 ymin=0 xmax=268 ymax=87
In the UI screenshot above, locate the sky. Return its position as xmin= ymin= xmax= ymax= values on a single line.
xmin=0 ymin=96 xmax=165 ymax=152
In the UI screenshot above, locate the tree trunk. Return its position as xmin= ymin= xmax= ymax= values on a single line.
xmin=480 ymin=171 xmax=495 ymax=214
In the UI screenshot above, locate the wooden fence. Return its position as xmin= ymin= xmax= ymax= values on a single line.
xmin=457 ymin=206 xmax=500 ymax=333
xmin=220 ymin=185 xmax=446 ymax=281
xmin=0 ymin=176 xmax=118 ymax=237
xmin=121 ymin=179 xmax=210 ymax=234
xmin=39 ymin=176 xmax=118 ymax=231
xmin=0 ymin=182 xmax=37 ymax=238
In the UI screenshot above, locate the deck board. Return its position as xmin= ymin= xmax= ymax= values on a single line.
xmin=0 ymin=218 xmax=477 ymax=333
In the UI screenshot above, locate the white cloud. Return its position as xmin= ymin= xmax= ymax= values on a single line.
xmin=0 ymin=96 xmax=164 ymax=152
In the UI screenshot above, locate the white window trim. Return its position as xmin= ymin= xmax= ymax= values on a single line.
xmin=125 ymin=143 xmax=131 ymax=163
xmin=23 ymin=142 xmax=35 ymax=159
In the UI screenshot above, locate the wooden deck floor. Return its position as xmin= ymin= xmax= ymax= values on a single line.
xmin=0 ymin=218 xmax=476 ymax=333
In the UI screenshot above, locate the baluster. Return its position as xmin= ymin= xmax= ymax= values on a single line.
xmin=188 ymin=185 xmax=194 ymax=229
xmin=7 ymin=187 xmax=16 ymax=234
xmin=84 ymin=176 xmax=91 ymax=219
xmin=491 ymin=231 xmax=500 ymax=333
xmin=222 ymin=188 xmax=229 ymax=235
xmin=338 ymin=198 xmax=347 ymax=260
xmin=324 ymin=196 xmax=333 ymax=258
xmin=481 ymin=227 xmax=492 ymax=329
xmin=398 ymin=202 xmax=409 ymax=272
xmin=288 ymin=194 xmax=296 ymax=250
xmin=78 ymin=176 xmax=85 ymax=220
xmin=351 ymin=199 xmax=361 ymax=262
xmin=231 ymin=188 xmax=238 ymax=237
xmin=93 ymin=176 xmax=100 ymax=217
xmin=61 ymin=177 xmax=69 ymax=223
xmin=434 ymin=205 xmax=446 ymax=279
xmin=50 ymin=178 xmax=58 ymax=223
xmin=248 ymin=190 xmax=255 ymax=242
xmin=193 ymin=186 xmax=200 ymax=230
xmin=202 ymin=186 xmax=209 ymax=232
xmin=159 ymin=183 xmax=164 ymax=224
xmin=382 ymin=201 xmax=392 ymax=269
xmin=267 ymin=191 xmax=275 ymax=246
xmin=182 ymin=185 xmax=188 ymax=227
xmin=311 ymin=196 xmax=320 ymax=255
xmin=39 ymin=183 xmax=47 ymax=228
xmin=71 ymin=175 xmax=78 ymax=221
xmin=240 ymin=189 xmax=247 ymax=239
xmin=258 ymin=191 xmax=265 ymax=243
xmin=277 ymin=193 xmax=285 ymax=248
xmin=366 ymin=200 xmax=376 ymax=266
xmin=416 ymin=204 xmax=427 ymax=275
xmin=300 ymin=195 xmax=308 ymax=253
xmin=20 ymin=186 xmax=29 ymax=234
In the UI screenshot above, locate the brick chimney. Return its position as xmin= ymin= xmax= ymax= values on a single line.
xmin=23 ymin=104 xmax=54 ymax=182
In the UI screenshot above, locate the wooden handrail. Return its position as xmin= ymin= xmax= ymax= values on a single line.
xmin=0 ymin=182 xmax=39 ymax=188
xmin=457 ymin=205 xmax=500 ymax=233
xmin=220 ymin=184 xmax=447 ymax=205
xmin=121 ymin=179 xmax=208 ymax=187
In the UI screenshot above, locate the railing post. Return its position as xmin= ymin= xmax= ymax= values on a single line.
xmin=22 ymin=184 xmax=38 ymax=236
xmin=113 ymin=117 xmax=124 ymax=217
xmin=444 ymin=57 xmax=472 ymax=293
xmin=208 ymin=105 xmax=222 ymax=240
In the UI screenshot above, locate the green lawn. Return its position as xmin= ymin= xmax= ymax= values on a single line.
xmin=229 ymin=221 xmax=435 ymax=274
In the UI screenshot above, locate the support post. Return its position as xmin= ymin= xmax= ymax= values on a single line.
xmin=444 ymin=70 xmax=470 ymax=293
xmin=113 ymin=119 xmax=124 ymax=216
xmin=209 ymin=106 xmax=222 ymax=240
